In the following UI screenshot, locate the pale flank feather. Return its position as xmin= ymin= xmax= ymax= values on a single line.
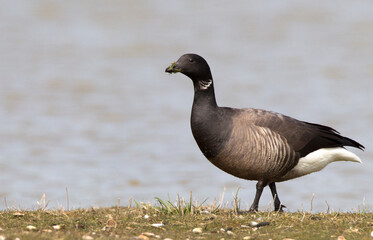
xmin=280 ymin=147 xmax=361 ymax=181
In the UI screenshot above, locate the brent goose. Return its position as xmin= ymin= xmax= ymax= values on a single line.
xmin=165 ymin=53 xmax=364 ymax=212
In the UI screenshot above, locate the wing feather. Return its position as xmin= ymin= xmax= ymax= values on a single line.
xmin=241 ymin=108 xmax=364 ymax=157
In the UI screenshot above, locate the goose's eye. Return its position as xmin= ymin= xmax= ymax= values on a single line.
xmin=189 ymin=58 xmax=194 ymax=63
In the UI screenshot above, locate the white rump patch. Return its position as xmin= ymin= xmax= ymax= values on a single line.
xmin=199 ymin=79 xmax=212 ymax=90
xmin=280 ymin=147 xmax=362 ymax=181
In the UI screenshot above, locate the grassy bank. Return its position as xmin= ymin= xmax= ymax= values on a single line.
xmin=0 ymin=200 xmax=372 ymax=240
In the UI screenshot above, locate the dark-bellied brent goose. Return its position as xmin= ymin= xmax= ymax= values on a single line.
xmin=165 ymin=53 xmax=364 ymax=212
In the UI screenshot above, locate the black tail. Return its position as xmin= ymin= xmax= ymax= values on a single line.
xmin=299 ymin=122 xmax=365 ymax=157
xmin=340 ymin=135 xmax=365 ymax=150
xmin=307 ymin=122 xmax=364 ymax=150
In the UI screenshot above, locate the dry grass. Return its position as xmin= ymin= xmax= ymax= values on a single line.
xmin=0 ymin=194 xmax=372 ymax=240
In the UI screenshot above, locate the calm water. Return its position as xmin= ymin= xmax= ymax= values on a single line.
xmin=0 ymin=0 xmax=372 ymax=211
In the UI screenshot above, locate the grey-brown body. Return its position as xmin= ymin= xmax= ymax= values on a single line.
xmin=208 ymin=109 xmax=298 ymax=182
xmin=166 ymin=53 xmax=364 ymax=211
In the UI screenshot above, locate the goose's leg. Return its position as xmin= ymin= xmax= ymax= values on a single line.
xmin=249 ymin=180 xmax=267 ymax=212
xmin=269 ymin=182 xmax=286 ymax=212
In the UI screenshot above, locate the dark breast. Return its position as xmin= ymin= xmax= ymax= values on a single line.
xmin=191 ymin=107 xmax=234 ymax=159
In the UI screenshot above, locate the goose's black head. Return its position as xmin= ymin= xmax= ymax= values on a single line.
xmin=165 ymin=54 xmax=212 ymax=81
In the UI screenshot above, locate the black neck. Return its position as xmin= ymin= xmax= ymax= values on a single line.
xmin=190 ymin=78 xmax=231 ymax=160
xmin=192 ymin=79 xmax=218 ymax=110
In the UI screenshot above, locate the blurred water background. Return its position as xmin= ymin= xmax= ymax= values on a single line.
xmin=0 ymin=0 xmax=372 ymax=211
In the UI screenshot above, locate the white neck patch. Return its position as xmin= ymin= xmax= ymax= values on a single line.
xmin=199 ymin=79 xmax=212 ymax=90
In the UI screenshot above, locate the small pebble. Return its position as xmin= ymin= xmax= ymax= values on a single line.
xmin=144 ymin=214 xmax=150 ymax=219
xmin=337 ymin=236 xmax=346 ymax=240
xmin=137 ymin=235 xmax=149 ymax=240
xmin=139 ymin=232 xmax=161 ymax=239
xmin=53 ymin=225 xmax=62 ymax=230
xmin=143 ymin=232 xmax=155 ymax=237
xmin=250 ymin=221 xmax=258 ymax=227
xmin=371 ymin=230 xmax=373 ymax=237
xmin=192 ymin=227 xmax=203 ymax=233
xmin=243 ymin=237 xmax=251 ymax=240
xmin=250 ymin=221 xmax=270 ymax=227
xmin=164 ymin=238 xmax=173 ymax=240
xmin=82 ymin=235 xmax=94 ymax=240
xmin=227 ymin=230 xmax=235 ymax=235
xmin=26 ymin=225 xmax=37 ymax=231
xmin=106 ymin=218 xmax=117 ymax=228
xmin=351 ymin=228 xmax=359 ymax=233
xmin=13 ymin=212 xmax=24 ymax=217
xmin=220 ymin=228 xmax=225 ymax=232
xmin=151 ymin=223 xmax=164 ymax=227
